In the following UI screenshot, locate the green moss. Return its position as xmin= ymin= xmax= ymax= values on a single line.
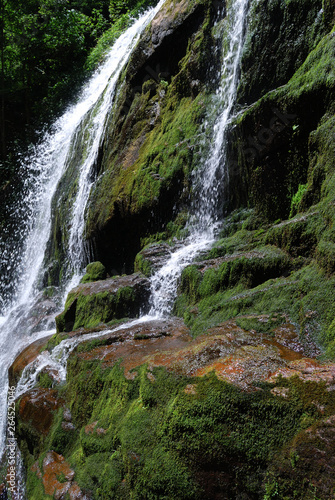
xmin=44 ymin=332 xmax=68 ymax=352
xmin=134 ymin=251 xmax=153 ymax=277
xmin=265 ymin=213 xmax=325 ymax=258
xmin=45 ymin=409 xmax=77 ymax=455
xmin=37 ymin=372 xmax=54 ymax=389
xmin=235 ymin=315 xmax=286 ymax=336
xmin=20 ymin=354 xmax=335 ymax=499
xmin=84 ymin=2 xmax=216 ymax=272
xmin=175 ymin=245 xmax=290 ymax=316
xmin=176 ymin=258 xmax=335 ymax=354
xmin=80 ymin=261 xmax=107 ymax=283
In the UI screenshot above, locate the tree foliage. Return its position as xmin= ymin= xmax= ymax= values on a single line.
xmin=0 ymin=0 xmax=111 ymax=154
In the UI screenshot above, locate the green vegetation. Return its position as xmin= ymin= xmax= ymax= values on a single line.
xmin=290 ymin=184 xmax=308 ymax=218
xmin=0 ymin=0 xmax=159 ymax=152
xmin=81 ymin=261 xmax=107 ymax=283
xmin=17 ymin=359 xmax=335 ymax=499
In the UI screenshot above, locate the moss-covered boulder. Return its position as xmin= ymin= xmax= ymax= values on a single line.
xmin=80 ymin=261 xmax=107 ymax=283
xmin=55 ymin=273 xmax=150 ymax=332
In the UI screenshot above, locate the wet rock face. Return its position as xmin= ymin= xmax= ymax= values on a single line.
xmin=237 ymin=0 xmax=325 ymax=105
xmin=127 ymin=0 xmax=208 ymax=92
xmin=8 ymin=334 xmax=53 ymax=386
xmin=55 ymin=273 xmax=150 ymax=332
xmin=12 ymin=288 xmax=60 ymax=336
xmin=134 ymin=242 xmax=179 ymax=276
xmin=31 ymin=452 xmax=89 ymax=499
xmin=84 ymin=0 xmax=218 ymax=275
xmin=18 ymin=388 xmax=64 ymax=436
xmin=228 ymin=28 xmax=335 ymax=221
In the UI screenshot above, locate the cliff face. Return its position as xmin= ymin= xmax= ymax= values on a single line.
xmin=45 ymin=0 xmax=217 ymax=282
xmin=12 ymin=0 xmax=335 ymax=498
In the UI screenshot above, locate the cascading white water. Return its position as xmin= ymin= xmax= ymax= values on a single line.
xmin=11 ymin=0 xmax=250 ymax=402
xmin=67 ymin=5 xmax=163 ymax=272
xmin=148 ymin=0 xmax=249 ymax=317
xmin=0 ymin=0 xmax=249 ymax=494
xmin=0 ymin=0 xmax=164 ymax=473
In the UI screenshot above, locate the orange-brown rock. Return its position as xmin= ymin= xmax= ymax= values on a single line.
xmin=18 ymin=388 xmax=64 ymax=435
xmin=8 ymin=334 xmax=53 ymax=386
xmin=72 ymin=315 xmax=335 ymax=390
xmin=32 ymin=452 xmax=88 ymax=499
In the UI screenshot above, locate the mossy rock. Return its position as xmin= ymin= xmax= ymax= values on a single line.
xmin=238 ymin=0 xmax=326 ymax=105
xmin=229 ymin=29 xmax=335 ymax=221
xmin=80 ymin=261 xmax=107 ymax=283
xmin=18 ymin=357 xmax=335 ymax=499
xmin=56 ymin=273 xmax=150 ymax=332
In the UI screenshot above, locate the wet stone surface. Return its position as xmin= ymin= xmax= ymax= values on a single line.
xmin=8 ymin=334 xmax=53 ymax=386
xmin=18 ymin=388 xmax=65 ymax=435
xmin=32 ymin=452 xmax=89 ymax=499
xmin=69 ymin=315 xmax=335 ymax=390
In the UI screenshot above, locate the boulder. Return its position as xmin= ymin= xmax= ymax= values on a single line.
xmin=55 ymin=273 xmax=150 ymax=332
xmin=80 ymin=261 xmax=107 ymax=284
xmin=31 ymin=452 xmax=89 ymax=499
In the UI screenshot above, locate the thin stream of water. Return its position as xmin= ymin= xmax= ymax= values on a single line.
xmin=0 ymin=1 xmax=164 ymax=464
xmin=148 ymin=0 xmax=249 ymax=318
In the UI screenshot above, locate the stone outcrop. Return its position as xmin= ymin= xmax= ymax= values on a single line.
xmin=31 ymin=452 xmax=89 ymax=500
xmin=55 ymin=272 xmax=150 ymax=332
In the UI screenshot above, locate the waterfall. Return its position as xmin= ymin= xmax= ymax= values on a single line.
xmin=0 ymin=0 xmax=164 ymax=466
xmin=148 ymin=0 xmax=249 ymax=317
xmin=0 ymin=0 xmax=249 ymax=494
xmin=10 ymin=0 xmax=250 ymax=403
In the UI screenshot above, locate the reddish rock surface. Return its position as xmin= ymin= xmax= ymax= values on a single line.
xmin=19 ymin=388 xmax=64 ymax=435
xmin=72 ymin=315 xmax=335 ymax=390
xmin=8 ymin=335 xmax=53 ymax=386
xmin=32 ymin=452 xmax=88 ymax=499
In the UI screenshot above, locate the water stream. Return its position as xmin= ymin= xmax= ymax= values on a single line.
xmin=0 ymin=0 xmax=248 ymax=495
xmin=148 ymin=0 xmax=249 ymax=317
xmin=0 ymin=0 xmax=164 ymax=468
